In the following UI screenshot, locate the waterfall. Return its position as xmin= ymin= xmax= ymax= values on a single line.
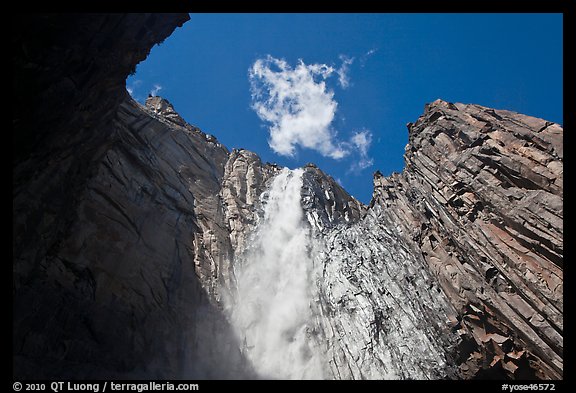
xmin=229 ymin=168 xmax=325 ymax=379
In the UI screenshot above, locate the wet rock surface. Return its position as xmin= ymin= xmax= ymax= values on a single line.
xmin=311 ymin=204 xmax=462 ymax=379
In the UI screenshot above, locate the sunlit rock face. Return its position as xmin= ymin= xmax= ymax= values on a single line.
xmin=370 ymin=100 xmax=562 ymax=379
xmin=14 ymin=14 xmax=562 ymax=380
xmin=310 ymin=203 xmax=461 ymax=379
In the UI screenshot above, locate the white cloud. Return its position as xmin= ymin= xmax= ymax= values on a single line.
xmin=351 ymin=129 xmax=371 ymax=155
xmin=337 ymin=55 xmax=354 ymax=89
xmin=249 ymin=55 xmax=373 ymax=171
xmin=249 ymin=56 xmax=348 ymax=159
xmin=150 ymin=84 xmax=163 ymax=97
xmin=349 ymin=130 xmax=374 ymax=171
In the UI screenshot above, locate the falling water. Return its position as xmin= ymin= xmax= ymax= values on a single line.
xmin=230 ymin=168 xmax=325 ymax=379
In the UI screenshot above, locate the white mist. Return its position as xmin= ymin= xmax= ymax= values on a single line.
xmin=230 ymin=168 xmax=325 ymax=379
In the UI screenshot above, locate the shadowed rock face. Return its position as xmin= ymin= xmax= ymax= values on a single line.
xmin=13 ymin=14 xmax=562 ymax=380
xmin=13 ymin=13 xmax=254 ymax=379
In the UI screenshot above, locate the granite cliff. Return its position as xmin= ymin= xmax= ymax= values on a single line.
xmin=13 ymin=14 xmax=562 ymax=379
xmin=371 ymin=100 xmax=563 ymax=379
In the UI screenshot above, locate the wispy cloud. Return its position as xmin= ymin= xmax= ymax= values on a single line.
xmin=126 ymin=79 xmax=142 ymax=98
xmin=337 ymin=55 xmax=354 ymax=89
xmin=349 ymin=130 xmax=374 ymax=171
xmin=366 ymin=48 xmax=377 ymax=57
xmin=150 ymin=84 xmax=163 ymax=97
xmin=127 ymin=80 xmax=164 ymax=103
xmin=360 ymin=48 xmax=378 ymax=67
xmin=249 ymin=55 xmax=347 ymax=159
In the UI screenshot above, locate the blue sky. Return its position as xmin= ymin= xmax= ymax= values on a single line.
xmin=127 ymin=13 xmax=562 ymax=204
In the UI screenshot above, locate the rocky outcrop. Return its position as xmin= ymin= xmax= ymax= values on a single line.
xmin=302 ymin=163 xmax=365 ymax=231
xmin=370 ymin=100 xmax=562 ymax=379
xmin=221 ymin=150 xmax=278 ymax=259
xmin=13 ymin=14 xmax=562 ymax=380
